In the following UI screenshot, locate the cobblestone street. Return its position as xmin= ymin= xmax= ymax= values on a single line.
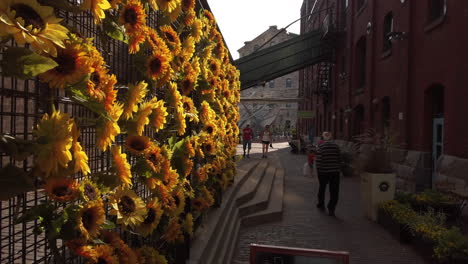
xmin=232 ymin=142 xmax=428 ymax=264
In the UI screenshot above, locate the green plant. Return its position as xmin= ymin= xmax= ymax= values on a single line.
xmin=433 ymin=227 xmax=468 ymax=262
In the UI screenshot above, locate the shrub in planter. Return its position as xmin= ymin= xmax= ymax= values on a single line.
xmin=396 ymin=190 xmax=461 ymax=221
xmin=433 ymin=227 xmax=468 ymax=264
xmin=377 ymin=207 xmax=413 ymax=243
xmin=379 ymin=201 xmax=418 ymax=243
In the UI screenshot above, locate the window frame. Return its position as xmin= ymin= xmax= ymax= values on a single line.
xmin=286 ymin=78 xmax=292 ymax=88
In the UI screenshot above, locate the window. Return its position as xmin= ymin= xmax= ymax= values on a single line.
xmin=269 ymin=80 xmax=275 ymax=88
xmin=383 ymin=12 xmax=393 ymax=52
xmin=356 ymin=37 xmax=367 ymax=89
xmin=286 ymin=78 xmax=292 ymax=88
xmin=429 ymin=0 xmax=445 ymax=22
xmin=286 ymin=104 xmax=291 ymax=108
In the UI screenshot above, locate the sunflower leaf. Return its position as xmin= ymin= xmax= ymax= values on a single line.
xmin=14 ymin=204 xmax=54 ymax=225
xmin=1 ymin=47 xmax=58 ymax=79
xmin=0 ymin=164 xmax=36 ymax=201
xmin=102 ymin=219 xmax=116 ymax=230
xmin=103 ymin=17 xmax=127 ymax=43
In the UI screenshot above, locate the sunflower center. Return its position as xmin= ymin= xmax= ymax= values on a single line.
xmin=164 ymin=32 xmax=175 ymax=43
xmin=124 ymin=8 xmax=138 ymax=26
xmin=148 ymin=153 xmax=159 ymax=166
xmin=130 ymin=139 xmax=147 ymax=151
xmin=11 ymin=4 xmax=44 ymax=30
xmin=118 ymin=195 xmax=136 ymax=214
xmin=143 ymin=208 xmax=156 ymax=224
xmin=53 ymin=186 xmax=72 ymax=197
xmin=173 ymin=195 xmax=180 ymax=206
xmin=210 ymin=63 xmax=217 ymax=72
xmin=193 ymin=200 xmax=202 ymax=207
xmin=82 ymin=209 xmax=95 ymax=231
xmin=206 ymin=126 xmax=213 ymax=134
xmin=183 ymin=102 xmax=190 ymax=112
xmin=84 ymin=184 xmax=97 ymax=200
xmin=97 ymin=258 xmax=108 ymax=264
xmin=90 ymin=71 xmax=101 ymax=86
xmin=204 ymin=144 xmax=212 ymax=152
xmin=55 ymin=53 xmax=77 ymax=75
xmin=149 ymin=58 xmax=162 ymax=74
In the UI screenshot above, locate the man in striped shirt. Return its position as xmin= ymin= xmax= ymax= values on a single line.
xmin=316 ymin=131 xmax=342 ymax=216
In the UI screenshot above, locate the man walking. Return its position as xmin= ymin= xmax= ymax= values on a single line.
xmin=242 ymin=124 xmax=253 ymax=158
xmin=315 ymin=131 xmax=341 ymax=216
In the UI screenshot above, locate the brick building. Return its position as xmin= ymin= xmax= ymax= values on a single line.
xmin=298 ymin=0 xmax=468 ymax=191
xmin=238 ymin=26 xmax=299 ymax=136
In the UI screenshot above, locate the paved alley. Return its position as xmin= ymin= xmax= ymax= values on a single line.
xmin=232 ymin=142 xmax=427 ymax=264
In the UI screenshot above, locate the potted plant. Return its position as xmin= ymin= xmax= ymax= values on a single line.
xmin=378 ymin=200 xmax=416 ymax=243
xmin=356 ymin=129 xmax=399 ymax=221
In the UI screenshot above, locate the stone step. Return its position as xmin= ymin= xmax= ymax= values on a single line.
xmin=241 ymin=168 xmax=285 ymax=227
xmin=238 ymin=166 xmax=276 ymax=217
xmin=187 ymin=159 xmax=260 ymax=264
xmin=236 ymin=160 xmax=269 ymax=206
xmin=203 ymin=161 xmax=269 ymax=264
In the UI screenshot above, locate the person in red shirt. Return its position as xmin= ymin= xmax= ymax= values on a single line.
xmin=242 ymin=124 xmax=254 ymax=158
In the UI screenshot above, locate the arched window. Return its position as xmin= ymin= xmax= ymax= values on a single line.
xmin=269 ymin=80 xmax=275 ymax=88
xmin=356 ymin=37 xmax=367 ymax=89
xmin=383 ymin=12 xmax=393 ymax=52
xmin=286 ymin=78 xmax=292 ymax=88
xmin=429 ymin=0 xmax=446 ymax=22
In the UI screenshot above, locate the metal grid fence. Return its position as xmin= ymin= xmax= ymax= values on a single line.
xmin=0 ymin=1 xmax=160 ymax=263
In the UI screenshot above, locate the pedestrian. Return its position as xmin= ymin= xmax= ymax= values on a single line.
xmin=242 ymin=124 xmax=254 ymax=158
xmin=260 ymin=125 xmax=272 ymax=158
xmin=315 ymin=131 xmax=341 ymax=216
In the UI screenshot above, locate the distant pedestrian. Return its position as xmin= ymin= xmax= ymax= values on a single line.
xmin=260 ymin=125 xmax=272 ymax=158
xmin=316 ymin=131 xmax=341 ymax=216
xmin=242 ymin=124 xmax=254 ymax=158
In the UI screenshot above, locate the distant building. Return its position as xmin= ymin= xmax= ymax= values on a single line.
xmin=238 ymin=26 xmax=299 ymax=137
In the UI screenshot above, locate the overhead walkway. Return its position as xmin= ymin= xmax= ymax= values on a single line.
xmin=234 ymin=29 xmax=335 ymax=90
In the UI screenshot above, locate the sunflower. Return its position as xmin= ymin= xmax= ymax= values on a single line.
xmin=199 ymin=101 xmax=216 ymax=124
xmin=180 ymin=36 xmax=195 ymax=61
xmin=86 ymin=245 xmax=119 ymax=264
xmin=161 ymin=160 xmax=179 ymax=189
xmin=145 ymin=144 xmax=164 ymax=173
xmin=150 ymin=100 xmax=168 ymax=131
xmin=184 ymin=138 xmax=195 ymax=157
xmin=156 ymin=0 xmax=180 ymax=13
xmin=128 ymin=27 xmax=147 ymax=54
xmin=96 ymin=102 xmax=123 ymax=151
xmin=101 ymin=231 xmax=138 ymax=264
xmin=159 ymin=24 xmax=181 ymax=55
xmin=118 ymin=0 xmax=146 ymax=35
xmin=202 ymin=138 xmax=215 ymax=156
xmin=169 ymin=188 xmax=186 ymax=216
xmin=175 ymin=109 xmax=186 ymax=136
xmin=165 ymin=2 xmax=181 ymax=22
xmin=0 ymin=0 xmax=69 ymax=56
xmin=34 ymin=109 xmax=73 ymax=177
xmin=122 ymin=81 xmax=148 ymax=120
xmin=183 ymin=213 xmax=193 ymax=237
xmin=136 ymin=246 xmax=168 ymax=264
xmin=125 ymin=135 xmax=151 ymax=155
xmin=180 ymin=77 xmax=195 ymax=96
xmin=86 ymin=66 xmax=107 ymax=102
xmin=109 ymin=188 xmax=147 ymax=227
xmin=166 ymin=82 xmax=182 ymax=109
xmin=44 ymin=177 xmax=79 ymax=202
xmin=80 ymin=0 xmax=111 ymax=24
xmin=66 ymin=239 xmax=97 ymax=259
xmin=133 ymin=98 xmax=158 ymax=135
xmin=137 ymin=198 xmax=163 ymax=236
xmin=76 ymin=200 xmax=105 ymax=240
xmin=39 ymin=38 xmax=92 ymax=89
xmin=79 ymin=179 xmax=101 ymax=202
xmin=182 ymin=9 xmax=195 ymax=26
xmin=162 ymin=217 xmax=184 ymax=243
xmin=181 ymin=0 xmax=194 ymax=12
xmin=203 ymin=122 xmax=217 ymax=137
xmin=190 ymin=18 xmax=203 ymax=42
xmin=71 ymin=121 xmax=90 ymax=175
xmin=181 ymin=157 xmax=193 ymax=178
xmin=111 ymin=145 xmax=132 ymax=187
xmin=208 ymin=57 xmax=221 ymax=76
xmin=102 ymin=74 xmax=118 ymax=112
xmin=181 ymin=96 xmax=198 ymax=123
xmin=194 ymin=164 xmax=209 ymax=183
xmin=146 ymin=28 xmax=170 ymax=54
xmin=146 ymin=51 xmax=171 ymax=82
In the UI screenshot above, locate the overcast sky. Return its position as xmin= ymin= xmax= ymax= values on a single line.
xmin=208 ymin=0 xmax=304 ymax=60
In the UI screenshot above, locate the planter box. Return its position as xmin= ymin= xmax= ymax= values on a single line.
xmin=362 ymin=172 xmax=396 ymax=221
xmin=377 ymin=208 xmax=413 ymax=243
xmin=411 ymin=234 xmax=435 ymax=263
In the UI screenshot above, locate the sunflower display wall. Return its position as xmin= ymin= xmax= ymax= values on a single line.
xmin=0 ymin=0 xmax=240 ymax=263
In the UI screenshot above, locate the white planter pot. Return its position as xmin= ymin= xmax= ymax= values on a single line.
xmin=361 ymin=172 xmax=396 ymax=221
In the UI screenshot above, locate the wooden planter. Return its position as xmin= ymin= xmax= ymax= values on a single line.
xmin=377 ymin=208 xmax=413 ymax=243
xmin=411 ymin=234 xmax=435 ymax=263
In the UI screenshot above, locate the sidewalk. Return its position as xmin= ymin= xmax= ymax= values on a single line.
xmin=232 ymin=142 xmax=427 ymax=263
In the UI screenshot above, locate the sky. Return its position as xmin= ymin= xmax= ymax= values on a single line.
xmin=208 ymin=0 xmax=305 ymax=60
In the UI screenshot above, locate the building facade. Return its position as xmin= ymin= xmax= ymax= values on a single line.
xmin=299 ymin=0 xmax=468 ymax=191
xmin=238 ymin=26 xmax=299 ymax=137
